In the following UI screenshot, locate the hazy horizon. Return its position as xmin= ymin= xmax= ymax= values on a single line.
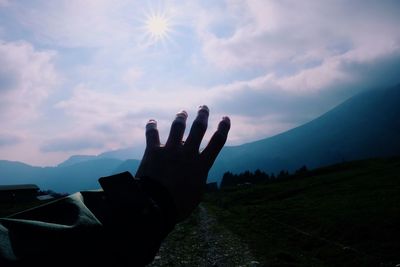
xmin=1 ymin=0 xmax=400 ymax=166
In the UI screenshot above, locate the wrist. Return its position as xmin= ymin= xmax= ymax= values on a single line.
xmin=139 ymin=177 xmax=177 ymax=232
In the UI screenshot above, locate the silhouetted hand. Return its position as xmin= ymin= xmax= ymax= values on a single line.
xmin=136 ymin=105 xmax=230 ymax=221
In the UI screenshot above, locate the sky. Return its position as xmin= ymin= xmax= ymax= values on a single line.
xmin=0 ymin=0 xmax=400 ymax=166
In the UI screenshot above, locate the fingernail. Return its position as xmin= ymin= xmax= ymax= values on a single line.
xmin=176 ymin=110 xmax=188 ymax=119
xmin=198 ymin=105 xmax=209 ymax=115
xmin=218 ymin=116 xmax=231 ymax=133
xmin=175 ymin=110 xmax=188 ymax=124
xmin=146 ymin=119 xmax=157 ymax=131
xmin=222 ymin=116 xmax=230 ymax=124
xmin=197 ymin=105 xmax=209 ymax=123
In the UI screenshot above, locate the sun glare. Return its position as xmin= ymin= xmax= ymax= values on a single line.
xmin=147 ymin=15 xmax=169 ymax=38
xmin=144 ymin=13 xmax=172 ymax=43
xmin=138 ymin=5 xmax=177 ymax=47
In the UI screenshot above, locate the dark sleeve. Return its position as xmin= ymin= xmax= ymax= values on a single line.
xmin=0 ymin=172 xmax=177 ymax=267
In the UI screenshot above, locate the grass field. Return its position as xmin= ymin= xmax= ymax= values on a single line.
xmin=205 ymin=157 xmax=400 ymax=267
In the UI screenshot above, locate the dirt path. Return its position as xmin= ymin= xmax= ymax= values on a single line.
xmin=148 ymin=204 xmax=259 ymax=266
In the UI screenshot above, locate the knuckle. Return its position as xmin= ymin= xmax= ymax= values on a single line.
xmin=146 ymin=128 xmax=158 ymax=138
xmin=218 ymin=123 xmax=230 ymax=135
xmin=172 ymin=118 xmax=186 ymax=127
xmin=193 ymin=119 xmax=208 ymax=132
xmin=213 ymin=131 xmax=227 ymax=145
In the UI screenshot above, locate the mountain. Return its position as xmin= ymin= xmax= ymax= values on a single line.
xmin=0 ymin=160 xmax=44 ymax=185
xmin=45 ymin=158 xmax=124 ymax=193
xmin=0 ymin=158 xmax=123 ymax=193
xmin=57 ymin=147 xmax=143 ymax=166
xmin=98 ymin=146 xmax=144 ymax=161
xmin=57 ymin=155 xmax=98 ymax=167
xmin=56 ymin=145 xmax=144 ymax=168
xmin=208 ymin=84 xmax=400 ymax=183
xmin=111 ymin=159 xmax=141 ymax=175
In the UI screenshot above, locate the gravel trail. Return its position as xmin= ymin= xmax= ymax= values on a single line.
xmin=148 ymin=204 xmax=259 ymax=267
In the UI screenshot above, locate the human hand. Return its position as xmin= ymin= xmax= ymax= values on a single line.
xmin=135 ymin=105 xmax=230 ymax=221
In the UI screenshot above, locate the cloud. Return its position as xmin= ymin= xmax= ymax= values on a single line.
xmin=122 ymin=67 xmax=144 ymax=86
xmin=41 ymin=136 xmax=104 ymax=152
xmin=50 ymin=75 xmax=319 ymax=150
xmin=0 ymin=0 xmax=9 ymax=7
xmin=53 ymin=84 xmax=215 ymax=146
xmin=224 ymin=113 xmax=298 ymax=145
xmin=53 ymin=39 xmax=400 ymax=149
xmin=0 ymin=40 xmax=60 ymax=164
xmin=0 ymin=133 xmax=22 ymax=147
xmin=14 ymin=0 xmax=135 ymax=48
xmin=196 ymin=0 xmax=400 ymax=78
xmin=341 ymin=50 xmax=400 ymax=89
xmin=0 ymin=40 xmax=60 ymax=120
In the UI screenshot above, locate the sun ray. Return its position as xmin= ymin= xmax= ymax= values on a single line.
xmin=138 ymin=6 xmax=175 ymax=46
xmin=146 ymin=15 xmax=169 ymax=38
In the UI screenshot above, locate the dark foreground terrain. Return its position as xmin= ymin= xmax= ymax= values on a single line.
xmin=2 ymin=157 xmax=399 ymax=266
xmin=152 ymin=157 xmax=400 ymax=266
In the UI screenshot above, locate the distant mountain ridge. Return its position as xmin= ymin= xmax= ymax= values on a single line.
xmin=58 ymin=155 xmax=98 ymax=167
xmin=208 ymin=84 xmax=400 ymax=182
xmin=1 ymin=84 xmax=399 ymax=191
xmin=0 ymin=155 xmax=141 ymax=193
xmin=57 ymin=145 xmax=144 ymax=167
xmin=0 ymin=158 xmax=139 ymax=193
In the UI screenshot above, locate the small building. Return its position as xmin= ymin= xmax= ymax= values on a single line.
xmin=0 ymin=184 xmax=40 ymax=202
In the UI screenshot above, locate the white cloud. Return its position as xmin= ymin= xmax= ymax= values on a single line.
xmin=0 ymin=40 xmax=59 ymax=120
xmin=52 ymin=84 xmax=190 ymax=153
xmin=276 ymin=57 xmax=349 ymax=92
xmin=0 ymin=0 xmax=9 ymax=7
xmin=15 ymin=0 xmax=134 ymax=47
xmin=122 ymin=67 xmax=144 ymax=86
xmin=0 ymin=40 xmax=61 ymax=165
xmin=51 ymin=72 xmax=313 ymax=154
xmin=196 ymin=0 xmax=400 ymax=76
xmin=219 ymin=113 xmax=296 ymax=145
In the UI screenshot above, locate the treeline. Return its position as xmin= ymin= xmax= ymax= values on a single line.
xmin=220 ymin=165 xmax=309 ymax=188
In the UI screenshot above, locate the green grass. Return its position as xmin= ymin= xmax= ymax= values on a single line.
xmin=205 ymin=157 xmax=400 ymax=267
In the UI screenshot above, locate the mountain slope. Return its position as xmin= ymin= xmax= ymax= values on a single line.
xmin=208 ymin=84 xmax=400 ymax=182
xmin=98 ymin=146 xmax=144 ymax=161
xmin=57 ymin=145 xmax=144 ymax=167
xmin=0 ymin=160 xmax=44 ymax=185
xmin=111 ymin=159 xmax=141 ymax=176
xmin=45 ymin=158 xmax=123 ymax=193
xmin=0 ymin=158 xmax=123 ymax=193
xmin=57 ymin=155 xmax=98 ymax=167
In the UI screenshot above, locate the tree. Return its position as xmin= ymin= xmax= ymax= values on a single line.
xmin=295 ymin=165 xmax=309 ymax=176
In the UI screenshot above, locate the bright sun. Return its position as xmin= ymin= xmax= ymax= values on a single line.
xmin=139 ymin=6 xmax=176 ymax=46
xmin=145 ymin=14 xmax=171 ymax=42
